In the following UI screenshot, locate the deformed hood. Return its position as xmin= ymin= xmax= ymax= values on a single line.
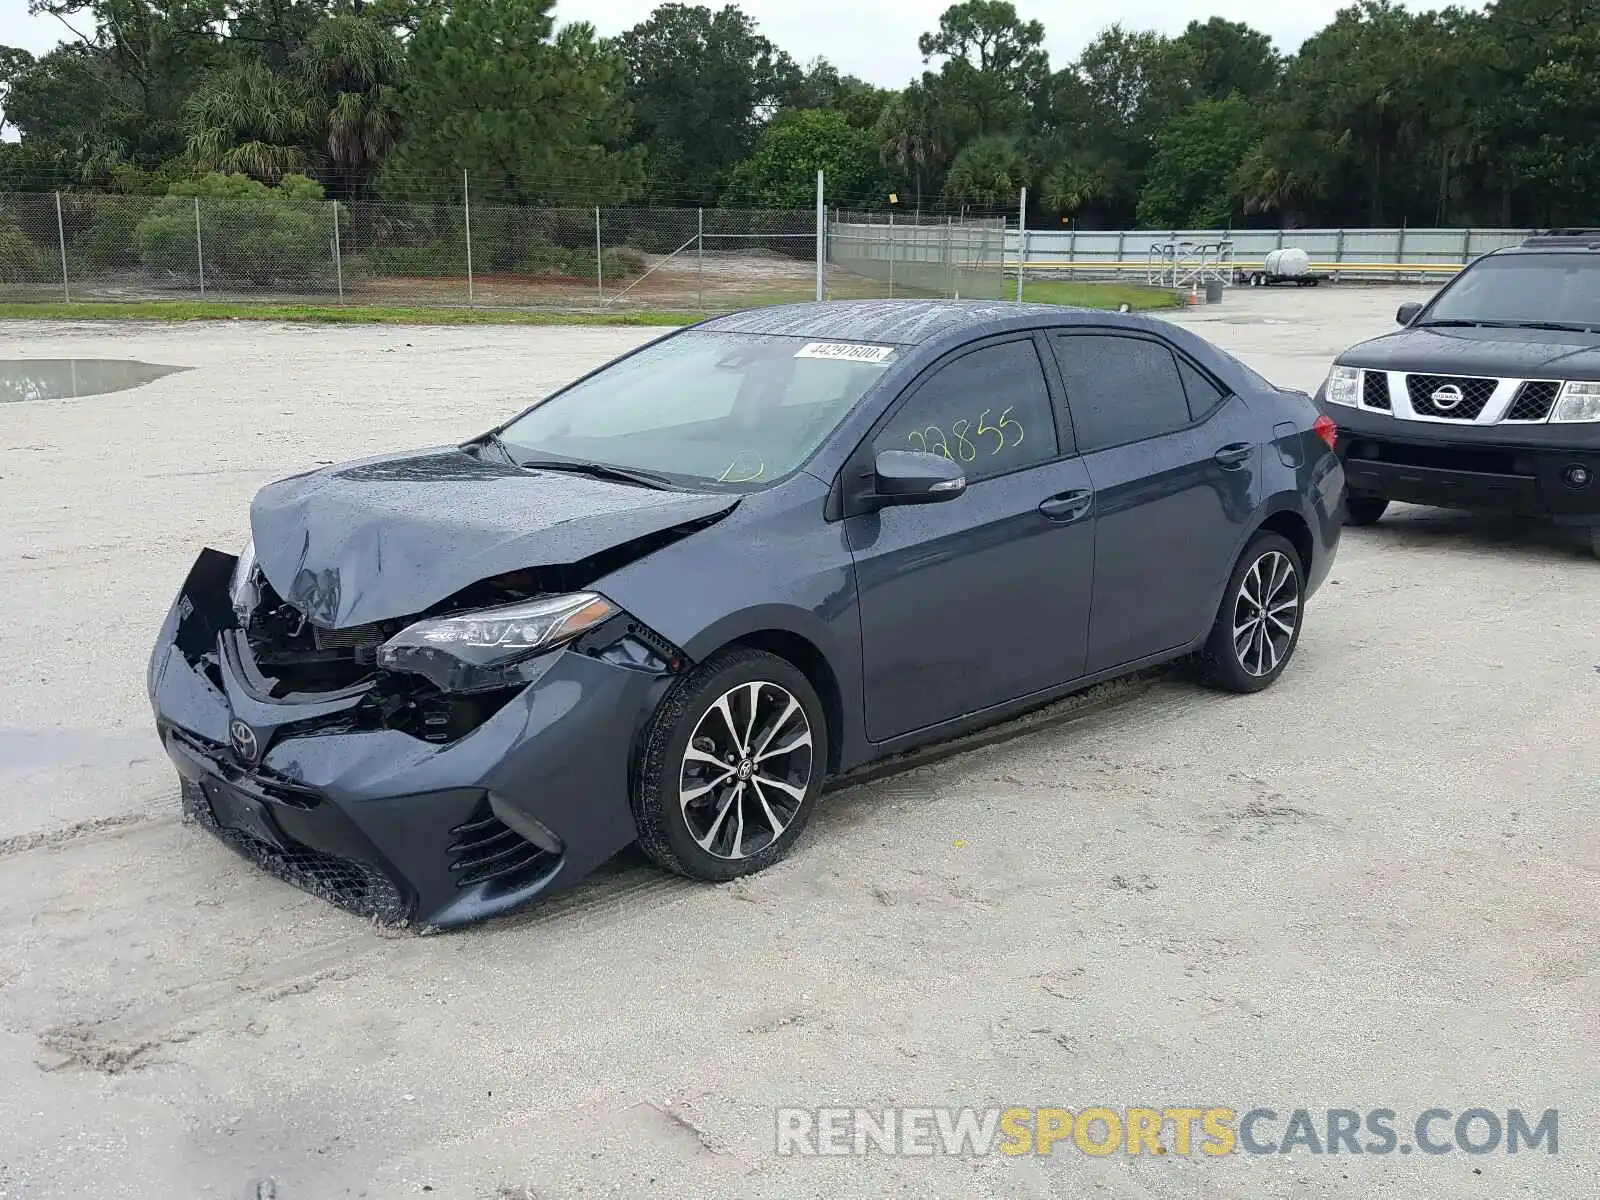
xmin=249 ymin=447 xmax=738 ymax=628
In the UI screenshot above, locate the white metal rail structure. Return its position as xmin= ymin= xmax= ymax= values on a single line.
xmin=1144 ymin=239 xmax=1235 ymax=289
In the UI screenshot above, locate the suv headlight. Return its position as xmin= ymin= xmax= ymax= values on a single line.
xmin=377 ymin=592 xmax=618 ymax=693
xmin=1324 ymin=364 xmax=1361 ymax=407
xmin=1552 ymin=381 xmax=1600 ymax=422
xmin=230 ymin=537 xmax=259 ymax=623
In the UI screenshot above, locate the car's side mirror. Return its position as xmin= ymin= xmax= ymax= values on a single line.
xmin=1396 ymin=301 xmax=1423 ymax=326
xmin=872 ymin=450 xmax=966 ymax=506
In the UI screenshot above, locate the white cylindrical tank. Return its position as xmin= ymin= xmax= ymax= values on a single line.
xmin=1265 ymin=247 xmax=1311 ymax=277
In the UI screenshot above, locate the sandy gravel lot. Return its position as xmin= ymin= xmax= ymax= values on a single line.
xmin=0 ymin=288 xmax=1596 ymax=1198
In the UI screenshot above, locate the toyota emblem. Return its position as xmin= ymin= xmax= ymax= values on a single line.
xmin=229 ymin=718 xmax=260 ymax=763
xmin=1430 ymin=384 xmax=1466 ymax=411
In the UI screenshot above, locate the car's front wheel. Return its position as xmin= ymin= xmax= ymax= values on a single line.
xmin=633 ymin=648 xmax=826 ymax=881
xmin=1198 ymin=532 xmax=1305 ymax=694
xmin=1345 ymin=496 xmax=1389 ymax=526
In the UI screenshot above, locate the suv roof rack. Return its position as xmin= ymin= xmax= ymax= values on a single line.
xmin=1520 ymin=228 xmax=1600 ymax=247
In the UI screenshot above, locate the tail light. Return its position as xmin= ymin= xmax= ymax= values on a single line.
xmin=1313 ymin=414 xmax=1338 ymax=451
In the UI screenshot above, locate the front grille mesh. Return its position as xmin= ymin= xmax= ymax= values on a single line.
xmin=447 ymin=799 xmax=556 ymax=891
xmin=1506 ymin=380 xmax=1560 ymax=421
xmin=1361 ymin=370 xmax=1391 ymax=410
xmin=182 ymin=778 xmax=410 ymax=925
xmin=1406 ymin=374 xmax=1496 ymax=419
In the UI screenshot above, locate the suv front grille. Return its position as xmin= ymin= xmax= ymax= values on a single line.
xmin=1505 ymin=380 xmax=1560 ymax=421
xmin=1406 ymin=374 xmax=1497 ymax=419
xmin=1361 ymin=370 xmax=1391 ymax=410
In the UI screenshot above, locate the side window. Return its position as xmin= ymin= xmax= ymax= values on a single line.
xmin=873 ymin=340 xmax=1058 ymax=482
xmin=1177 ymin=357 xmax=1228 ymax=421
xmin=1049 ymin=333 xmax=1192 ymax=452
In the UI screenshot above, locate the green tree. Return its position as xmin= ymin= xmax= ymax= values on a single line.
xmin=1172 ymin=18 xmax=1279 ymax=101
xmin=942 ymin=133 xmax=1028 ymax=207
xmin=722 ymin=108 xmax=884 ymax=206
xmin=784 ymin=58 xmax=890 ymax=129
xmin=873 ymin=82 xmax=951 ymax=210
xmin=383 ymin=0 xmax=641 ymax=205
xmin=300 ymin=15 xmax=406 ymax=197
xmin=617 ymin=3 xmax=798 ymax=202
xmin=1136 ymin=95 xmax=1259 ymax=227
xmin=136 ymin=171 xmax=333 ymax=283
xmin=918 ymin=0 xmax=1047 ymax=141
xmin=185 ymin=61 xmax=317 ymax=182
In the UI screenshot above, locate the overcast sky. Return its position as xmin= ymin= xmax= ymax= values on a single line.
xmin=3 ymin=0 xmax=1479 ymax=85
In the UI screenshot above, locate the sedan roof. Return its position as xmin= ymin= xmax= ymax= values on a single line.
xmin=700 ymin=299 xmax=1091 ymax=346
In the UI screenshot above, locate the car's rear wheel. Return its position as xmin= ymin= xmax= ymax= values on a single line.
xmin=633 ymin=648 xmax=826 ymax=881
xmin=1198 ymin=532 xmax=1305 ymax=694
xmin=1345 ymin=496 xmax=1389 ymax=526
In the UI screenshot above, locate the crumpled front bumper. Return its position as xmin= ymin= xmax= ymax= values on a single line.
xmin=149 ymin=550 xmax=670 ymax=929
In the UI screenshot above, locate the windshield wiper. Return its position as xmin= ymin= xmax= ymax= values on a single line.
xmin=517 ymin=458 xmax=676 ymax=490
xmin=1419 ymin=318 xmax=1596 ymax=333
xmin=1506 ymin=320 xmax=1596 ymax=334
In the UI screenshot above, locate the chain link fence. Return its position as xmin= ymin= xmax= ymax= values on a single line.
xmin=2 ymin=186 xmax=1020 ymax=312
xmin=829 ymin=210 xmax=1008 ymax=301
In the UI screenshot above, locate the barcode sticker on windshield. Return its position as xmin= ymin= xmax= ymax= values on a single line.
xmin=794 ymin=342 xmax=896 ymax=364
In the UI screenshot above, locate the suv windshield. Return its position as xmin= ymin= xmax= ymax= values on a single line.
xmin=1422 ymin=253 xmax=1600 ymax=329
xmin=497 ymin=330 xmax=897 ymax=489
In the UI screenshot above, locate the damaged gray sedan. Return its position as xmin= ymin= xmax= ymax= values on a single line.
xmin=149 ymin=300 xmax=1343 ymax=928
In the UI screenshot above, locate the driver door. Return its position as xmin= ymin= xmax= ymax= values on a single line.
xmin=844 ymin=334 xmax=1097 ymax=742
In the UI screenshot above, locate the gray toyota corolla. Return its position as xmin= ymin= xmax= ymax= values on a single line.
xmin=149 ymin=300 xmax=1345 ymax=929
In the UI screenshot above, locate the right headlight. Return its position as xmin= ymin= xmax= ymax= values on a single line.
xmin=1324 ymin=364 xmax=1361 ymax=407
xmin=230 ymin=537 xmax=259 ymax=623
xmin=1551 ymin=380 xmax=1600 ymax=422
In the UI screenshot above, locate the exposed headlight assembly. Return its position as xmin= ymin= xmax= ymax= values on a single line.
xmin=1324 ymin=364 xmax=1361 ymax=407
xmin=1551 ymin=380 xmax=1600 ymax=422
xmin=230 ymin=537 xmax=259 ymax=623
xmin=377 ymin=592 xmax=618 ymax=693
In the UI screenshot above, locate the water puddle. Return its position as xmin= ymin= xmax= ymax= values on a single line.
xmin=0 ymin=359 xmax=187 ymax=403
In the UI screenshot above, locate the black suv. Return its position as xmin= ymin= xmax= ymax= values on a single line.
xmin=1316 ymin=230 xmax=1600 ymax=556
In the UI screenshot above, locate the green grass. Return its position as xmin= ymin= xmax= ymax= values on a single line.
xmin=0 ymin=301 xmax=698 ymax=326
xmin=0 ymin=281 xmax=1179 ymax=326
xmin=1021 ymin=279 xmax=1183 ymax=310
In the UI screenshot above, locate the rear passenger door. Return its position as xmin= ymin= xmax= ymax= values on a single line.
xmin=1046 ymin=331 xmax=1258 ymax=674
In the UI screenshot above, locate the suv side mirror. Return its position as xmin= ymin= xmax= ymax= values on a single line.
xmin=872 ymin=450 xmax=966 ymax=506
xmin=1396 ymin=301 xmax=1423 ymax=326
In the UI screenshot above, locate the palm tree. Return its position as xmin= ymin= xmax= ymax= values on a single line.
xmin=874 ymin=84 xmax=947 ymax=211
xmin=184 ymin=63 xmax=317 ymax=184
xmin=299 ymin=16 xmax=407 ymax=199
xmin=943 ymin=135 xmax=1030 ymax=209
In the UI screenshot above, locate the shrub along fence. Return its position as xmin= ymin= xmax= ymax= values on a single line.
xmin=0 ymin=182 xmax=1018 ymax=312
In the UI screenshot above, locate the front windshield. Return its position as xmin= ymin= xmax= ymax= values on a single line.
xmin=1423 ymin=253 xmax=1600 ymax=328
xmin=498 ymin=330 xmax=899 ymax=488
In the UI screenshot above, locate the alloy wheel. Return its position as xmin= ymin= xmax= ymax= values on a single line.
xmin=679 ymin=681 xmax=814 ymax=860
xmin=1231 ymin=550 xmax=1300 ymax=678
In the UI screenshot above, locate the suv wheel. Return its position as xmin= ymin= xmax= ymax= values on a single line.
xmin=1345 ymin=496 xmax=1389 ymax=526
xmin=633 ymin=648 xmax=826 ymax=881
xmin=1199 ymin=532 xmax=1305 ymax=694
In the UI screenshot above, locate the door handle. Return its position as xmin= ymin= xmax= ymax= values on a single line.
xmin=1214 ymin=442 xmax=1254 ymax=468
xmin=1038 ymin=489 xmax=1093 ymax=522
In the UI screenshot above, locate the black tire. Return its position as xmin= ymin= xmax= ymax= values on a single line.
xmin=1591 ymin=525 xmax=1600 ymax=561
xmin=1345 ymin=496 xmax=1389 ymax=526
xmin=1198 ymin=532 xmax=1306 ymax=694
xmin=632 ymin=647 xmax=827 ymax=882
